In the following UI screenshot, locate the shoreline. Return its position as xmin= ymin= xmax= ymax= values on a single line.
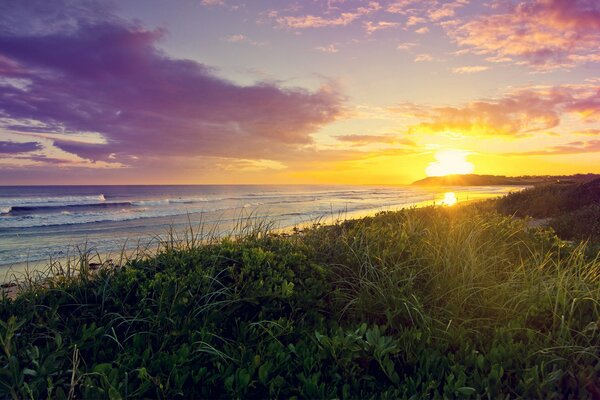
xmin=0 ymin=188 xmax=519 ymax=298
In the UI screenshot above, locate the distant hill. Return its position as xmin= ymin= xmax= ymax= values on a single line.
xmin=411 ymin=173 xmax=600 ymax=186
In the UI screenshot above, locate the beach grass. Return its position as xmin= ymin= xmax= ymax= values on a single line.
xmin=0 ymin=205 xmax=599 ymax=398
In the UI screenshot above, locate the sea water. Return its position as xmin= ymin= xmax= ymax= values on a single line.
xmin=0 ymin=185 xmax=520 ymax=269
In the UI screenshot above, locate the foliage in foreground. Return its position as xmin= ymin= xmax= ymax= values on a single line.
xmin=1 ymin=206 xmax=599 ymax=399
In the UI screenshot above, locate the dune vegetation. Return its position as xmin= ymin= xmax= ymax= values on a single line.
xmin=492 ymin=178 xmax=600 ymax=246
xmin=1 ymin=202 xmax=599 ymax=398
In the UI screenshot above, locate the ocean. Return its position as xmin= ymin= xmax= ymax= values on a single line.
xmin=0 ymin=185 xmax=520 ymax=271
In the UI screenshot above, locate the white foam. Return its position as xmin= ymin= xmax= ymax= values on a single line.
xmin=132 ymin=197 xmax=211 ymax=207
xmin=0 ymin=194 xmax=106 ymax=209
xmin=170 ymin=197 xmax=210 ymax=204
xmin=131 ymin=199 xmax=169 ymax=207
xmin=0 ymin=201 xmax=259 ymax=229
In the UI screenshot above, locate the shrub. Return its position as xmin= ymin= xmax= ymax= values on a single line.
xmin=1 ymin=206 xmax=598 ymax=398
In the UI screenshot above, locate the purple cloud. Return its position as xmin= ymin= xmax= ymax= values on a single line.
xmin=0 ymin=141 xmax=42 ymax=154
xmin=0 ymin=1 xmax=343 ymax=166
xmin=447 ymin=0 xmax=600 ymax=70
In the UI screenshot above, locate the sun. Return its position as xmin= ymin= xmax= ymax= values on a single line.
xmin=425 ymin=149 xmax=475 ymax=177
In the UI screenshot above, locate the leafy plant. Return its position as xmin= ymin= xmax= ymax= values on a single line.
xmin=0 ymin=205 xmax=598 ymax=398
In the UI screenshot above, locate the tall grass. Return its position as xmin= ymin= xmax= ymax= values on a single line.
xmin=0 ymin=205 xmax=598 ymax=398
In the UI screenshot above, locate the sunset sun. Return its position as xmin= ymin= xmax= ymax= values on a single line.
xmin=425 ymin=150 xmax=475 ymax=177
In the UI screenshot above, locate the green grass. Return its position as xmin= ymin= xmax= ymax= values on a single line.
xmin=488 ymin=177 xmax=600 ymax=248
xmin=494 ymin=177 xmax=600 ymax=219
xmin=1 ymin=206 xmax=599 ymax=398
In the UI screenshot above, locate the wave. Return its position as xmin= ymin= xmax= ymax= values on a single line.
xmin=0 ymin=202 xmax=268 ymax=229
xmin=3 ymin=202 xmax=132 ymax=216
xmin=0 ymin=191 xmax=391 ymax=216
xmin=131 ymin=196 xmax=210 ymax=206
xmin=0 ymin=186 xmax=492 ymax=228
xmin=0 ymin=194 xmax=106 ymax=213
xmin=0 ymin=196 xmax=371 ymax=229
xmin=0 ymin=194 xmax=285 ymax=218
xmin=0 ymin=194 xmax=105 ymax=205
xmin=131 ymin=199 xmax=169 ymax=207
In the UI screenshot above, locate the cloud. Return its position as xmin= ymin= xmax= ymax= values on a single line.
xmin=274 ymin=1 xmax=381 ymax=29
xmin=406 ymin=16 xmax=425 ymax=26
xmin=315 ymin=44 xmax=340 ymax=53
xmin=428 ymin=2 xmax=461 ymax=21
xmin=414 ymin=53 xmax=433 ymax=62
xmin=447 ymin=0 xmax=600 ymax=70
xmin=393 ymin=85 xmax=600 ymax=136
xmin=485 ymin=55 xmax=512 ymax=63
xmin=386 ymin=0 xmax=421 ymax=14
xmin=335 ymin=134 xmax=416 ymax=147
xmin=215 ymin=158 xmax=287 ymax=171
xmin=512 ymin=139 xmax=600 ymax=155
xmin=277 ymin=13 xmax=360 ymax=28
xmin=574 ymin=129 xmax=600 ymax=135
xmin=0 ymin=1 xmax=344 ymax=168
xmin=263 ymin=0 xmax=468 ymax=39
xmin=0 ymin=141 xmax=42 ymax=154
xmin=386 ymin=0 xmax=469 ymax=24
xmin=564 ymin=92 xmax=600 ymax=122
xmin=201 ymin=0 xmax=226 ymax=6
xmin=224 ymin=34 xmax=265 ymax=46
xmin=452 ymin=65 xmax=489 ymax=74
xmin=363 ymin=21 xmax=400 ymax=34
xmin=396 ymin=41 xmax=417 ymax=50
xmin=200 ymin=0 xmax=243 ymax=11
xmin=224 ymin=34 xmax=246 ymax=42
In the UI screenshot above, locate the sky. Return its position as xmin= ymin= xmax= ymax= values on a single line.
xmin=0 ymin=0 xmax=599 ymax=185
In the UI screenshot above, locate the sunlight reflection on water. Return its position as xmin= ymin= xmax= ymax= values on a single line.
xmin=441 ymin=192 xmax=457 ymax=206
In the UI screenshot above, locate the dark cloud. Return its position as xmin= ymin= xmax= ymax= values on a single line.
xmin=0 ymin=1 xmax=343 ymax=166
xmin=0 ymin=141 xmax=42 ymax=154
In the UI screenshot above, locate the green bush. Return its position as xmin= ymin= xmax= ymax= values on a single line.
xmin=551 ymin=203 xmax=600 ymax=242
